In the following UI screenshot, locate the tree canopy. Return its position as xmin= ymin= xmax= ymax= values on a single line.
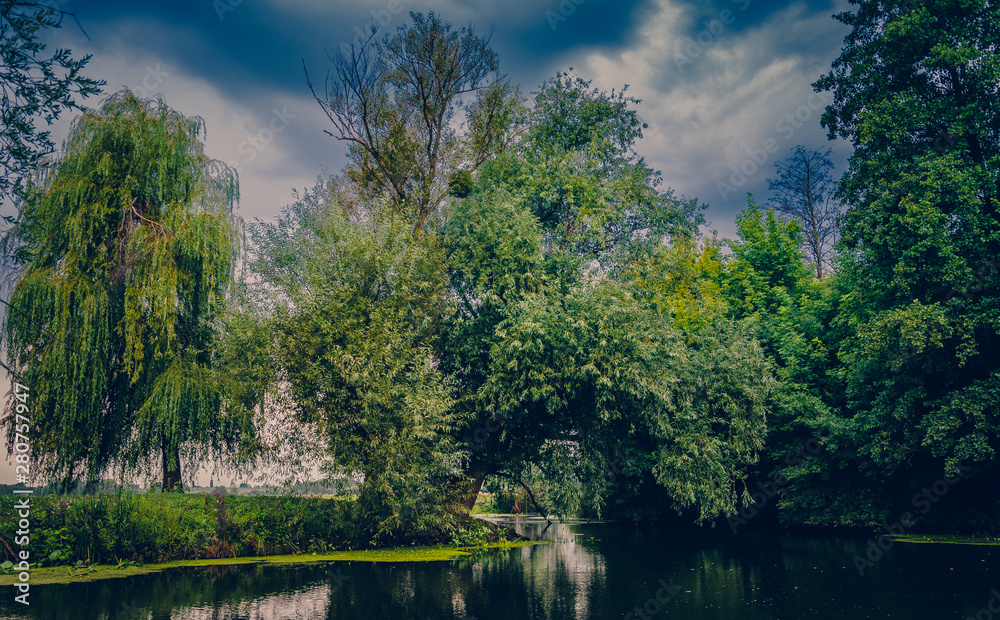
xmin=814 ymin=0 xmax=1000 ymax=482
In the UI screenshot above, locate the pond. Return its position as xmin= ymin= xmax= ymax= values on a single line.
xmin=1 ymin=517 xmax=998 ymax=619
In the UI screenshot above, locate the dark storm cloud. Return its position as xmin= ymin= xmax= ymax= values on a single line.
xmin=73 ymin=0 xmax=372 ymax=106
xmin=675 ymin=0 xmax=842 ymax=37
xmin=69 ymin=0 xmax=650 ymax=107
xmin=588 ymin=0 xmax=855 ymax=234
xmin=43 ymin=0 xmax=855 ymax=235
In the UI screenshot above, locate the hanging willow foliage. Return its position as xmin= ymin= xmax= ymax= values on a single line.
xmin=2 ymin=89 xmax=250 ymax=490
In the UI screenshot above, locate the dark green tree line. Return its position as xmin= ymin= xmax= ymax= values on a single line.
xmin=810 ymin=0 xmax=1000 ymax=516
xmin=9 ymin=4 xmax=1000 ymax=539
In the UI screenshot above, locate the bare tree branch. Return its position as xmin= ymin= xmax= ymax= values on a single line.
xmin=767 ymin=146 xmax=842 ymax=278
xmin=306 ymin=12 xmax=519 ymax=232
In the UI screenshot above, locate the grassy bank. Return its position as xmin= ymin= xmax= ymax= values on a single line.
xmin=889 ymin=534 xmax=1000 ymax=546
xmin=0 ymin=490 xmax=509 ymax=569
xmin=0 ymin=541 xmax=540 ymax=586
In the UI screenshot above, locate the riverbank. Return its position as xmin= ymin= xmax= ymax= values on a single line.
xmin=0 ymin=491 xmax=514 ymax=570
xmin=890 ymin=534 xmax=1000 ymax=545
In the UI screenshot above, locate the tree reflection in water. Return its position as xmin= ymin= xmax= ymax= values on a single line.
xmin=3 ymin=519 xmax=999 ymax=619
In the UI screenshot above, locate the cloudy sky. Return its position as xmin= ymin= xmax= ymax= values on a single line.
xmin=19 ymin=0 xmax=856 ymax=234
xmin=0 ymin=0 xmax=857 ymax=484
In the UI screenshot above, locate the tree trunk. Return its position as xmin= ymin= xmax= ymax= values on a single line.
xmin=60 ymin=463 xmax=75 ymax=494
xmin=162 ymin=440 xmax=182 ymax=491
xmin=461 ymin=467 xmax=487 ymax=511
xmin=492 ymin=471 xmax=549 ymax=519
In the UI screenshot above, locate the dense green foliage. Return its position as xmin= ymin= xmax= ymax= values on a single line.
xmin=794 ymin=0 xmax=1000 ymax=525
xmin=5 ymin=4 xmax=1000 ymax=554
xmin=436 ymin=71 xmax=774 ymax=523
xmin=243 ymin=182 xmax=468 ymax=543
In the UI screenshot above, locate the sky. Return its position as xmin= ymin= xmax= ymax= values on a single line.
xmin=0 ymin=0 xmax=857 ymax=485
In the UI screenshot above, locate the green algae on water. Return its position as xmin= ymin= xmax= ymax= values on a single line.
xmin=0 ymin=541 xmax=543 ymax=586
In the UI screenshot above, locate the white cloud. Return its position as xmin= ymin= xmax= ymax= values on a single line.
xmin=568 ymin=0 xmax=851 ymax=234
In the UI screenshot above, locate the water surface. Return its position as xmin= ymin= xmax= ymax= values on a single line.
xmin=1 ymin=517 xmax=996 ymax=619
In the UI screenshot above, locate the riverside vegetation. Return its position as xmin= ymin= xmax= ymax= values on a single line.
xmin=0 ymin=489 xmax=516 ymax=577
xmin=1 ymin=1 xmax=999 ymax=567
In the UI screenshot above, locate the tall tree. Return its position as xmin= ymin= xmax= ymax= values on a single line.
xmin=442 ymin=71 xmax=684 ymax=511
xmin=244 ymin=178 xmax=463 ymax=541
xmin=723 ymin=198 xmax=812 ymax=317
xmin=716 ymin=199 xmax=851 ymax=526
xmin=0 ymin=1 xmax=103 ymax=208
xmin=2 ymin=90 xmax=252 ymax=490
xmin=814 ymin=0 xmax=1000 ymax=494
xmin=441 ymin=190 xmax=773 ymax=521
xmin=305 ymin=11 xmax=521 ymax=232
xmin=441 ymin=74 xmax=769 ymax=521
xmin=766 ymin=146 xmax=840 ymax=278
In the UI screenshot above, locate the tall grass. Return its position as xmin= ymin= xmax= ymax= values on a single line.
xmin=0 ymin=490 xmax=361 ymax=566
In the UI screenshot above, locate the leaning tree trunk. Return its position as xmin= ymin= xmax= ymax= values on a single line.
xmin=161 ymin=439 xmax=182 ymax=491
xmin=461 ymin=467 xmax=488 ymax=511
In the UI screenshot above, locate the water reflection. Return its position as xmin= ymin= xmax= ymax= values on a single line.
xmin=1 ymin=519 xmax=998 ymax=619
xmin=173 ymin=581 xmax=330 ymax=619
xmin=484 ymin=516 xmax=608 ymax=620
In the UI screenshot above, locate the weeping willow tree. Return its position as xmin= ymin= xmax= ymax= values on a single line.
xmin=2 ymin=90 xmax=251 ymax=490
